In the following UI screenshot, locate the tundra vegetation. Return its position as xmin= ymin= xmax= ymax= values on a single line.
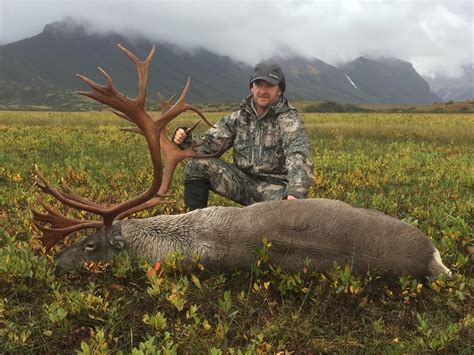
xmin=0 ymin=110 xmax=472 ymax=353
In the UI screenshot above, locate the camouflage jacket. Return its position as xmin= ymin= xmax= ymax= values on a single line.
xmin=189 ymin=95 xmax=314 ymax=199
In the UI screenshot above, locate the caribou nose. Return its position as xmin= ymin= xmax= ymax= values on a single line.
xmin=54 ymin=263 xmax=66 ymax=276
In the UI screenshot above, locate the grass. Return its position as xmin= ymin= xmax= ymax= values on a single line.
xmin=361 ymin=99 xmax=474 ymax=114
xmin=0 ymin=110 xmax=473 ymax=353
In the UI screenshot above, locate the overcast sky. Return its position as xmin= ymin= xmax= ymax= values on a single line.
xmin=1 ymin=0 xmax=472 ymax=77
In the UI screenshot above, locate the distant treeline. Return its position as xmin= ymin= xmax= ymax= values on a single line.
xmin=304 ymin=101 xmax=373 ymax=113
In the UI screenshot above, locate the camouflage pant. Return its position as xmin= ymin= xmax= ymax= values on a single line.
xmin=184 ymin=158 xmax=287 ymax=206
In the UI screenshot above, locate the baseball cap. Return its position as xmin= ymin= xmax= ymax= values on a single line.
xmin=249 ymin=62 xmax=286 ymax=92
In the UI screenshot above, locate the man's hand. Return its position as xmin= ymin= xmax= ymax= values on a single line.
xmin=173 ymin=128 xmax=187 ymax=145
xmin=287 ymin=195 xmax=298 ymax=200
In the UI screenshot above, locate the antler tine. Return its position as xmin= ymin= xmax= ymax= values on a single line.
xmin=76 ymin=44 xmax=157 ymax=134
xmin=115 ymin=197 xmax=175 ymax=220
xmin=76 ymin=67 xmax=120 ymax=104
xmin=77 ymin=44 xmax=156 ymax=113
xmin=154 ymin=78 xmax=190 ymax=128
xmin=30 ymin=198 xmax=103 ymax=250
xmin=34 ymin=221 xmax=104 ymax=250
xmin=34 ymin=165 xmax=110 ymax=215
xmin=117 ymin=43 xmax=156 ymax=107
xmin=158 ymin=92 xmax=177 ymax=113
xmin=156 ymin=78 xmax=215 ymax=130
xmin=120 ymin=127 xmax=143 ymax=135
xmin=76 ymin=69 xmax=109 ymax=93
xmin=185 ymin=119 xmax=201 ymax=134
xmin=112 ymin=110 xmax=134 ymax=123
xmin=182 ymin=105 xmax=215 ymax=129
xmin=157 ymin=92 xmax=201 ymax=135
xmin=61 ymin=185 xmax=104 ymax=209
xmin=31 ymin=198 xmax=83 ymax=229
xmin=122 ymin=93 xmax=201 ymax=137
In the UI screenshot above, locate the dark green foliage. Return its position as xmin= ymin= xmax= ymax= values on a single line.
xmin=304 ymin=101 xmax=372 ymax=113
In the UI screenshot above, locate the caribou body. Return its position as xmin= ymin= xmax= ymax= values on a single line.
xmin=54 ymin=199 xmax=451 ymax=278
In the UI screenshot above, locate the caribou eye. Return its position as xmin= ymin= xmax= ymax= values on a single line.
xmin=84 ymin=242 xmax=97 ymax=252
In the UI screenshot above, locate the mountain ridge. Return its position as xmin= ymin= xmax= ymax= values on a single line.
xmin=0 ymin=19 xmax=446 ymax=109
xmin=423 ymin=65 xmax=473 ymax=102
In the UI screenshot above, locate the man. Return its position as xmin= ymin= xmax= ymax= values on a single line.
xmin=174 ymin=61 xmax=314 ymax=210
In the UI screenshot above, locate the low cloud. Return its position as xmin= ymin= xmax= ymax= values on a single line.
xmin=1 ymin=0 xmax=472 ymax=77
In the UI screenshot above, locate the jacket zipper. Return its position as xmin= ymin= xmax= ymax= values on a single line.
xmin=255 ymin=120 xmax=264 ymax=165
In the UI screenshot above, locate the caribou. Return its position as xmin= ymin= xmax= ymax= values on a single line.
xmin=30 ymin=44 xmax=451 ymax=279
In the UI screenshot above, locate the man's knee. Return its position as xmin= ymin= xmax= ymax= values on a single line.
xmin=184 ymin=158 xmax=218 ymax=182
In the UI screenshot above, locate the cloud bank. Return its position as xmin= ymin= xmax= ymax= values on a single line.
xmin=1 ymin=0 xmax=472 ymax=77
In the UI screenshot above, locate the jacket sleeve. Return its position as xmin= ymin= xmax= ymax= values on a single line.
xmin=279 ymin=110 xmax=314 ymax=198
xmin=182 ymin=111 xmax=238 ymax=156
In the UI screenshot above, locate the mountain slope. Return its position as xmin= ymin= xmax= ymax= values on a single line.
xmin=0 ymin=21 xmax=250 ymax=106
xmin=424 ymin=65 xmax=473 ymax=102
xmin=340 ymin=57 xmax=440 ymax=105
xmin=274 ymin=56 xmax=378 ymax=103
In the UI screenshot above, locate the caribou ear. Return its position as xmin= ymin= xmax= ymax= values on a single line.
xmin=109 ymin=234 xmax=127 ymax=250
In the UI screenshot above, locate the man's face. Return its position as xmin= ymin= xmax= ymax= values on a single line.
xmin=251 ymin=80 xmax=282 ymax=109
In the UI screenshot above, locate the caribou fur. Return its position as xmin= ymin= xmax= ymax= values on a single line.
xmin=54 ymin=198 xmax=451 ymax=278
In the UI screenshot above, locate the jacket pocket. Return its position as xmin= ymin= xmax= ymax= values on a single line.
xmin=234 ymin=144 xmax=254 ymax=170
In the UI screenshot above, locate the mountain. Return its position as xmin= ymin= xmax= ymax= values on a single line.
xmin=423 ymin=65 xmax=473 ymax=102
xmin=340 ymin=57 xmax=440 ymax=105
xmin=0 ymin=19 xmax=440 ymax=109
xmin=0 ymin=21 xmax=250 ymax=109
xmin=272 ymin=56 xmax=378 ymax=103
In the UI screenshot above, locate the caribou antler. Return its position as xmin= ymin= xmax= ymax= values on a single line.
xmin=115 ymin=93 xmax=228 ymax=219
xmin=31 ymin=43 xmax=211 ymax=250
